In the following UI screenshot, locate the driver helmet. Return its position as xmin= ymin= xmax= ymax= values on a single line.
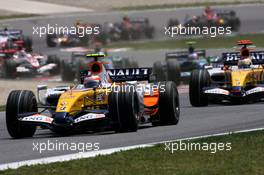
xmin=238 ymin=46 xmax=252 ymax=68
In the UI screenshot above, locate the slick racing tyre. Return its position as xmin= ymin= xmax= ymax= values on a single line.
xmin=189 ymin=69 xmax=210 ymax=107
xmin=61 ymin=60 xmax=75 ymax=81
xmin=6 ymin=90 xmax=37 ymax=138
xmin=168 ymin=19 xmax=179 ymax=27
xmin=2 ymin=59 xmax=16 ymax=78
xmin=23 ymin=36 xmax=33 ymax=52
xmin=47 ymin=55 xmax=61 ymax=75
xmin=145 ymin=26 xmax=155 ymax=39
xmin=230 ymin=18 xmax=240 ymax=32
xmin=153 ymin=61 xmax=166 ymax=81
xmin=46 ymin=34 xmax=57 ymax=47
xmin=152 ymin=81 xmax=180 ymax=126
xmin=109 ymin=86 xmax=139 ymax=132
xmin=166 ymin=59 xmax=181 ymax=86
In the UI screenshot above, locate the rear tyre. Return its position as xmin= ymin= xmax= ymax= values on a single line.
xmin=46 ymin=34 xmax=57 ymax=47
xmin=166 ymin=59 xmax=181 ymax=86
xmin=153 ymin=61 xmax=166 ymax=81
xmin=2 ymin=59 xmax=16 ymax=78
xmin=61 ymin=60 xmax=75 ymax=81
xmin=23 ymin=36 xmax=33 ymax=52
xmin=6 ymin=90 xmax=37 ymax=138
xmin=189 ymin=69 xmax=210 ymax=107
xmin=145 ymin=26 xmax=155 ymax=39
xmin=152 ymin=81 xmax=180 ymax=126
xmin=168 ymin=19 xmax=179 ymax=27
xmin=109 ymin=86 xmax=139 ymax=132
xmin=47 ymin=55 xmax=61 ymax=75
xmin=231 ymin=18 xmax=240 ymax=32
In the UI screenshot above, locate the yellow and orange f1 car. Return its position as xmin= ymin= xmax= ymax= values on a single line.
xmin=6 ymin=53 xmax=179 ymax=138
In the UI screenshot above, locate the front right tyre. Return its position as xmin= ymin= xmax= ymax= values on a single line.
xmin=6 ymin=90 xmax=37 ymax=138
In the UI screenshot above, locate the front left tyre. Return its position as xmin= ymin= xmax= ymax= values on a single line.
xmin=189 ymin=69 xmax=210 ymax=107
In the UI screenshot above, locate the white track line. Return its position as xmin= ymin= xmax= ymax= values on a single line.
xmin=0 ymin=127 xmax=263 ymax=171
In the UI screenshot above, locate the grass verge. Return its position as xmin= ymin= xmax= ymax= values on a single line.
xmin=114 ymin=1 xmax=264 ymax=11
xmin=0 ymin=105 xmax=5 ymax=112
xmin=1 ymin=130 xmax=264 ymax=175
xmin=108 ymin=33 xmax=264 ymax=50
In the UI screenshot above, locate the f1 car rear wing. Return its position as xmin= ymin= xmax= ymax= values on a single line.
xmin=72 ymin=51 xmax=86 ymax=58
xmin=0 ymin=29 xmax=22 ymax=35
xmin=130 ymin=17 xmax=149 ymax=23
xmin=222 ymin=51 xmax=264 ymax=65
xmin=81 ymin=68 xmax=152 ymax=83
xmin=215 ymin=9 xmax=236 ymax=16
xmin=166 ymin=50 xmax=206 ymax=60
xmin=107 ymin=68 xmax=152 ymax=82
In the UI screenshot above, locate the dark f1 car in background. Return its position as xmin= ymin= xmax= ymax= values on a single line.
xmin=168 ymin=8 xmax=240 ymax=31
xmin=152 ymin=42 xmax=209 ymax=85
xmin=105 ymin=17 xmax=155 ymax=41
xmin=5 ymin=53 xmax=179 ymax=138
xmin=189 ymin=40 xmax=264 ymax=106
xmin=46 ymin=23 xmax=107 ymax=47
xmin=61 ymin=50 xmax=138 ymax=81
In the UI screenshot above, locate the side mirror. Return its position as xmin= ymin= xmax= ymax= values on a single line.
xmin=204 ymin=65 xmax=213 ymax=69
xmin=37 ymin=85 xmax=47 ymax=91
xmin=37 ymin=85 xmax=47 ymax=105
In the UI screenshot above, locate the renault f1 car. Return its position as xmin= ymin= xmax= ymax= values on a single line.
xmin=153 ymin=42 xmax=209 ymax=85
xmin=6 ymin=53 xmax=179 ymax=138
xmin=189 ymin=40 xmax=264 ymax=106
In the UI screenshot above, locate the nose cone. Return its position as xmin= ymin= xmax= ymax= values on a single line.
xmin=53 ymin=112 xmax=73 ymax=125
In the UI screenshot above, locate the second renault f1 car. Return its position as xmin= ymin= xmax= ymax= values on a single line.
xmin=189 ymin=40 xmax=264 ymax=106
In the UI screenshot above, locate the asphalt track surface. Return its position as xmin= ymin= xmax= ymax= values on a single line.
xmin=1 ymin=4 xmax=264 ymax=165
xmin=1 ymin=93 xmax=264 ymax=164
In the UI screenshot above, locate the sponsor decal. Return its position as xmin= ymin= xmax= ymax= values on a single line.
xmin=21 ymin=114 xmax=53 ymax=124
xmin=74 ymin=113 xmax=105 ymax=123
xmin=204 ymin=88 xmax=229 ymax=95
xmin=246 ymin=87 xmax=264 ymax=95
xmin=107 ymin=68 xmax=151 ymax=82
